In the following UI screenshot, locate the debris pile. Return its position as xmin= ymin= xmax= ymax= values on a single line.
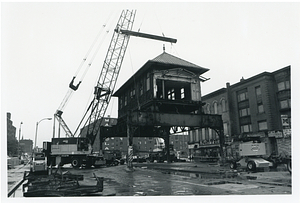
xmin=22 ymin=170 xmax=103 ymax=197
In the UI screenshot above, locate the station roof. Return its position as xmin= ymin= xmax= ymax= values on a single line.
xmin=152 ymin=52 xmax=209 ymax=72
xmin=114 ymin=52 xmax=209 ymax=96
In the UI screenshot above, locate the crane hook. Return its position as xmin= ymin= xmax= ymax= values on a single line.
xmin=69 ymin=77 xmax=82 ymax=91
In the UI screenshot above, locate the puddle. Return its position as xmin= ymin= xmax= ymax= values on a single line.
xmin=168 ymin=170 xmax=225 ymax=179
xmin=209 ymin=183 xmax=259 ymax=192
xmin=204 ymin=180 xmax=259 ymax=192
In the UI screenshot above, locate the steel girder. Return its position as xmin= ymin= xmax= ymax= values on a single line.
xmin=99 ymin=112 xmax=223 ymax=137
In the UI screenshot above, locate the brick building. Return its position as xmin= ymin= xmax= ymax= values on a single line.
xmin=188 ymin=66 xmax=291 ymax=161
xmin=7 ymin=112 xmax=17 ymax=156
xmin=170 ymin=132 xmax=189 ymax=158
xmin=103 ymin=137 xmax=158 ymax=157
xmin=19 ymin=138 xmax=33 ymax=154
xmin=82 ymin=116 xmax=162 ymax=157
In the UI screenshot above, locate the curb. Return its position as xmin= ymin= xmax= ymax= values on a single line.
xmin=8 ymin=174 xmax=25 ymax=197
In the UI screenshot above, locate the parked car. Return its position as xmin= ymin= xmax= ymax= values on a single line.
xmin=30 ymin=152 xmax=48 ymax=173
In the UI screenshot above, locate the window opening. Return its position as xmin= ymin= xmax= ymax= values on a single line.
xmin=258 ymin=104 xmax=264 ymax=113
xmin=258 ymin=121 xmax=268 ymax=131
xmin=167 ymin=88 xmax=175 ymax=100
xmin=213 ymin=102 xmax=218 ymax=114
xmin=237 ymin=89 xmax=248 ymax=102
xmin=181 ymin=88 xmax=185 ymax=99
xmin=239 ymin=107 xmax=250 ymax=117
xmin=221 ymin=99 xmax=226 ymax=112
xmin=240 ymin=124 xmax=252 ymax=133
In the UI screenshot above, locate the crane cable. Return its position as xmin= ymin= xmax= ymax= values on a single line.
xmin=74 ymin=11 xmax=121 ymax=135
xmin=57 ymin=11 xmax=115 ymax=113
xmin=137 ymin=10 xmax=147 ymax=32
xmin=154 ymin=10 xmax=165 ymax=38
xmin=80 ymin=10 xmax=120 ymax=117
xmin=74 ymin=11 xmax=114 ymax=79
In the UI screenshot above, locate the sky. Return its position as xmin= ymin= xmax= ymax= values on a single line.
xmin=2 ymin=2 xmax=300 ymax=149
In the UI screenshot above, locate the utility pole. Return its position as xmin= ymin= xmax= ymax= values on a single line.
xmin=18 ymin=122 xmax=23 ymax=158
xmin=34 ymin=118 xmax=52 ymax=150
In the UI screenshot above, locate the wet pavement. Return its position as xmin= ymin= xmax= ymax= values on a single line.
xmin=6 ymin=161 xmax=293 ymax=197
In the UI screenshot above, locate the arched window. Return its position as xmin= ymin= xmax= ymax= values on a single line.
xmin=213 ymin=102 xmax=218 ymax=114
xmin=206 ymin=104 xmax=211 ymax=114
xmin=221 ymin=99 xmax=226 ymax=112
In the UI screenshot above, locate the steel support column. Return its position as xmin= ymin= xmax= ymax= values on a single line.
xmin=162 ymin=127 xmax=171 ymax=163
xmin=129 ymin=111 xmax=225 ymax=161
xmin=127 ymin=116 xmax=133 ymax=169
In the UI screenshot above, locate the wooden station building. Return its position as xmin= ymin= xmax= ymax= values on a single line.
xmin=90 ymin=51 xmax=225 ymax=163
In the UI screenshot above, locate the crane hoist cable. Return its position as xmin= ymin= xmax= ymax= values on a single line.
xmin=55 ymin=9 xmax=177 ymax=140
xmin=54 ymin=12 xmax=117 ymax=138
xmin=137 ymin=9 xmax=147 ymax=32
xmin=74 ymin=10 xmax=115 ymax=78
xmin=78 ymin=11 xmax=120 ymax=118
xmin=77 ymin=11 xmax=119 ymax=83
xmin=74 ymin=9 xmax=129 ymax=134
xmin=56 ymin=12 xmax=115 ymax=114
xmin=73 ymin=14 xmax=121 ymax=136
xmin=56 ymin=27 xmax=110 ymax=113
xmin=154 ymin=10 xmax=165 ymax=38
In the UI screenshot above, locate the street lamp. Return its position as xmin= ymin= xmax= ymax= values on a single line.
xmin=34 ymin=117 xmax=52 ymax=149
xmin=18 ymin=122 xmax=23 ymax=158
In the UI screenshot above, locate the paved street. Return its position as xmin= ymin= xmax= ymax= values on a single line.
xmin=7 ymin=161 xmax=293 ymax=198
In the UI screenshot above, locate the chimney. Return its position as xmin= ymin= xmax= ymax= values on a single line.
xmin=7 ymin=112 xmax=11 ymax=120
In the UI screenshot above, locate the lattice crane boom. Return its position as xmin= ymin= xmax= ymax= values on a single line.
xmin=54 ymin=9 xmax=177 ymax=146
xmin=83 ymin=10 xmax=136 ymax=145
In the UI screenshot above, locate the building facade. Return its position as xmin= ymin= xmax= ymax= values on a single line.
xmin=97 ymin=51 xmax=209 ymax=157
xmin=188 ymin=88 xmax=230 ymax=161
xmin=19 ymin=139 xmax=33 ymax=154
xmin=188 ymin=66 xmax=291 ymax=161
xmin=7 ymin=112 xmax=17 ymax=156
xmin=103 ymin=137 xmax=159 ymax=157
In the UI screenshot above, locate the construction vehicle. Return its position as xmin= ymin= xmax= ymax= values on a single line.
xmin=228 ymin=133 xmax=291 ymax=173
xmin=45 ymin=10 xmax=177 ymax=168
xmin=147 ymin=144 xmax=177 ymax=163
xmin=102 ymin=150 xmax=124 ymax=166
xmin=43 ymin=138 xmax=105 ymax=168
xmin=228 ymin=141 xmax=271 ymax=172
xmin=30 ymin=152 xmax=48 ymax=173
xmin=266 ymin=134 xmax=291 ymax=173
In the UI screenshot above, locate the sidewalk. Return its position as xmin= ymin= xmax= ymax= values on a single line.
xmin=7 ymin=163 xmax=30 ymax=192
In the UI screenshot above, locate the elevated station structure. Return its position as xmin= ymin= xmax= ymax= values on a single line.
xmin=82 ymin=51 xmax=225 ymax=165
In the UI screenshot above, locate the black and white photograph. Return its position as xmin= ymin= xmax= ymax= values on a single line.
xmin=2 ymin=1 xmax=299 ymax=202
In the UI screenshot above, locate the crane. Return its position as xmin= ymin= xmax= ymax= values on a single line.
xmin=53 ymin=9 xmax=177 ymax=148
